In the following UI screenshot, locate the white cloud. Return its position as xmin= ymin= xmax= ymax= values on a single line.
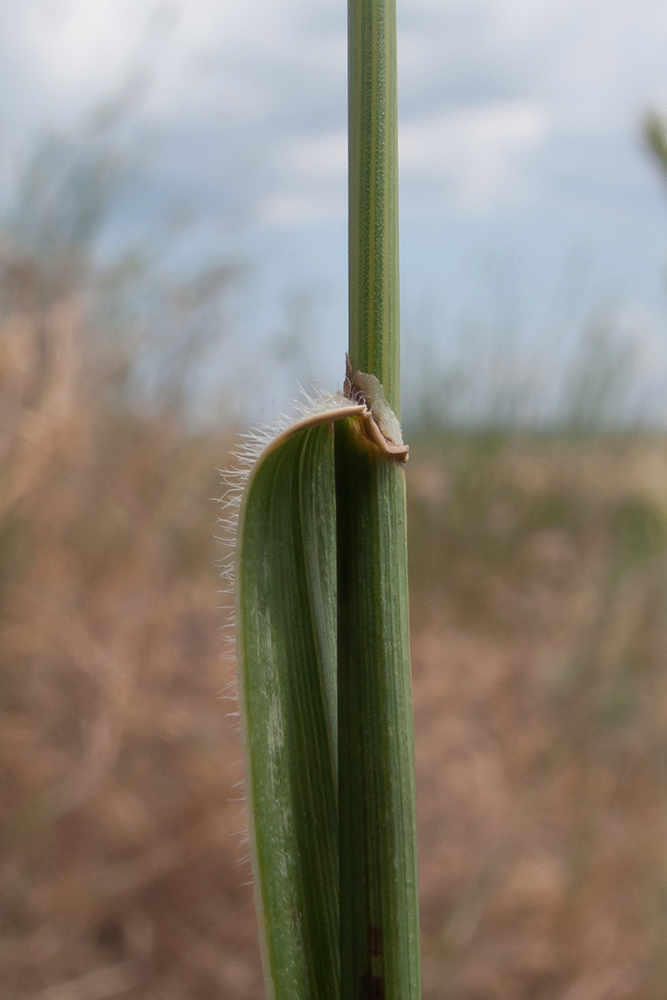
xmin=281 ymin=131 xmax=347 ymax=179
xmin=3 ymin=0 xmax=667 ymax=415
xmin=16 ymin=1 xmax=147 ymax=110
xmin=2 ymin=0 xmax=667 ymax=229
xmin=259 ymin=99 xmax=548 ymax=225
xmin=260 ymin=130 xmax=347 ymax=225
xmin=260 ymin=192 xmax=341 ymax=226
xmin=400 ymin=101 xmax=548 ymax=211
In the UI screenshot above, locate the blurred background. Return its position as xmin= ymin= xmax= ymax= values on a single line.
xmin=3 ymin=1 xmax=667 ymax=998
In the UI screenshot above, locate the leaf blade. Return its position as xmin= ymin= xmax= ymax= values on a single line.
xmin=237 ymin=421 xmax=340 ymax=1000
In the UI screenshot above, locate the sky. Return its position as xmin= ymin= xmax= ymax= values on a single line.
xmin=3 ymin=0 xmax=667 ymax=418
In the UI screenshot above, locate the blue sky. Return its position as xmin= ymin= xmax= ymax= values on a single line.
xmin=3 ymin=0 xmax=667 ymax=417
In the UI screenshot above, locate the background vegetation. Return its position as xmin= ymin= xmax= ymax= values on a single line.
xmin=3 ymin=118 xmax=667 ymax=999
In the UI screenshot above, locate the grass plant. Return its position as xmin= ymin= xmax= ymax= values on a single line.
xmin=232 ymin=1 xmax=420 ymax=997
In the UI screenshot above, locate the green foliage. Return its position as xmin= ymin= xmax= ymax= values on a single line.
xmin=236 ymin=396 xmax=419 ymax=1000
xmin=238 ymin=417 xmax=340 ymax=1000
xmin=236 ymin=1 xmax=420 ymax=996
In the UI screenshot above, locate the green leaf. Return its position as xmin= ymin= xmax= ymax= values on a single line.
xmin=238 ymin=424 xmax=339 ymax=1000
xmin=237 ymin=403 xmax=355 ymax=1000
xmin=235 ymin=390 xmax=419 ymax=1000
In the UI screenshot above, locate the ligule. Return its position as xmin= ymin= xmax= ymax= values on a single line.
xmin=235 ymin=387 xmax=420 ymax=1000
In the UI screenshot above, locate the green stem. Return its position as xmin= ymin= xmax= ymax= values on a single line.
xmin=342 ymin=3 xmax=420 ymax=998
xmin=348 ymin=0 xmax=400 ymax=415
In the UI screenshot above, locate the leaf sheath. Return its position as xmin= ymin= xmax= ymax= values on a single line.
xmin=336 ymin=417 xmax=420 ymax=1000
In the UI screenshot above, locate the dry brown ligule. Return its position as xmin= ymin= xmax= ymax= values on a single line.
xmin=344 ymin=355 xmax=409 ymax=462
